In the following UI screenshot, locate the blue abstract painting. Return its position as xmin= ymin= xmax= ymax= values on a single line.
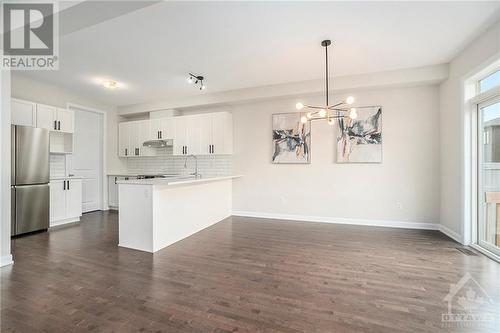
xmin=272 ymin=113 xmax=311 ymax=164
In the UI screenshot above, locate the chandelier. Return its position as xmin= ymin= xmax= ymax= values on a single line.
xmin=295 ymin=40 xmax=361 ymax=125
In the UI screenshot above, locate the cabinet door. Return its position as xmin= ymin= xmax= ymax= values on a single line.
xmin=211 ymin=112 xmax=233 ymax=154
xmin=173 ymin=117 xmax=187 ymax=155
xmin=36 ymin=104 xmax=57 ymax=130
xmin=108 ymin=176 xmax=118 ymax=207
xmin=127 ymin=121 xmax=141 ymax=156
xmin=50 ymin=180 xmax=66 ymax=223
xmin=11 ymin=98 xmax=36 ymax=126
xmin=185 ymin=115 xmax=203 ymax=155
xmin=118 ymin=122 xmax=130 ymax=157
xmin=160 ymin=117 xmax=174 ymax=139
xmin=150 ymin=119 xmax=162 ymax=140
xmin=198 ymin=114 xmax=212 ymax=155
xmin=66 ymin=180 xmax=82 ymax=218
xmin=138 ymin=120 xmax=153 ymax=156
xmin=57 ymin=108 xmax=74 ymax=133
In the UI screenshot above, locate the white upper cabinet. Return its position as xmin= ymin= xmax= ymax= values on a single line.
xmin=150 ymin=117 xmax=174 ymax=140
xmin=11 ymin=98 xmax=36 ymax=127
xmin=118 ymin=122 xmax=131 ymax=157
xmin=36 ymin=104 xmax=74 ymax=133
xmin=119 ymin=120 xmax=155 ymax=157
xmin=57 ymin=108 xmax=74 ymax=133
xmin=36 ymin=104 xmax=57 ymax=130
xmin=119 ymin=112 xmax=233 ymax=157
xmin=210 ymin=112 xmax=233 ymax=155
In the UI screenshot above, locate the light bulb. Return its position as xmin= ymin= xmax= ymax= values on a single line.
xmin=306 ymin=112 xmax=312 ymax=119
xmin=187 ymin=77 xmax=193 ymax=84
xmin=346 ymin=96 xmax=355 ymax=105
xmin=349 ymin=108 xmax=358 ymax=119
xmin=102 ymin=80 xmax=119 ymax=89
xmin=328 ymin=118 xmax=335 ymax=126
xmin=318 ymin=109 xmax=326 ymax=117
xmin=201 ymin=85 xmax=206 ymax=90
xmin=296 ymin=102 xmax=304 ymax=110
xmin=300 ymin=116 xmax=308 ymax=123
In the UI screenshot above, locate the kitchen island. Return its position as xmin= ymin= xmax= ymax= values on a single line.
xmin=117 ymin=175 xmax=241 ymax=253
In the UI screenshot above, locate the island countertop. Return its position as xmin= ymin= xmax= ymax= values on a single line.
xmin=116 ymin=175 xmax=242 ymax=186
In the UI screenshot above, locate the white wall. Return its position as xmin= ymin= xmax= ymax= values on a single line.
xmin=439 ymin=20 xmax=500 ymax=242
xmin=1 ymin=70 xmax=13 ymax=267
xmin=10 ymin=74 xmax=125 ymax=174
xmin=187 ymin=85 xmax=441 ymax=227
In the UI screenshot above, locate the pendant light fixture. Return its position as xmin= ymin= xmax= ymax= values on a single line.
xmin=295 ymin=40 xmax=365 ymax=125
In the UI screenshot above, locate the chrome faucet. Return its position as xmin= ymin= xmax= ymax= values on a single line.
xmin=184 ymin=154 xmax=200 ymax=178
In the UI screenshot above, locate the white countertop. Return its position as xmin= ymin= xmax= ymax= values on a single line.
xmin=116 ymin=175 xmax=242 ymax=186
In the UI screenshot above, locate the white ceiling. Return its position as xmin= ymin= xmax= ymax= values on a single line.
xmin=19 ymin=1 xmax=500 ymax=107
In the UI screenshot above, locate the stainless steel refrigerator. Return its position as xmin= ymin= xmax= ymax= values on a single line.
xmin=11 ymin=125 xmax=50 ymax=236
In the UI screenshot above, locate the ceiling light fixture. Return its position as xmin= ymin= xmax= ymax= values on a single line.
xmin=101 ymin=79 xmax=120 ymax=89
xmin=295 ymin=40 xmax=372 ymax=125
xmin=187 ymin=72 xmax=206 ymax=90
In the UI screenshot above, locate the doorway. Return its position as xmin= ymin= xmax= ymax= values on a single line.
xmin=67 ymin=106 xmax=104 ymax=213
xmin=477 ymin=95 xmax=500 ymax=258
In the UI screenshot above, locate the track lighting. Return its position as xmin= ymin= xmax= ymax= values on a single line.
xmin=187 ymin=73 xmax=206 ymax=91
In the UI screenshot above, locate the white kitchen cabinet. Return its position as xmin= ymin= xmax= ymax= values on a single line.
xmin=36 ymin=103 xmax=57 ymax=130
xmin=11 ymin=98 xmax=36 ymax=126
xmin=150 ymin=117 xmax=174 ymax=140
xmin=57 ymin=108 xmax=74 ymax=133
xmin=50 ymin=179 xmax=82 ymax=226
xmin=210 ymin=112 xmax=233 ymax=155
xmin=66 ymin=179 xmax=83 ymax=218
xmin=118 ymin=122 xmax=130 ymax=157
xmin=50 ymin=180 xmax=66 ymax=222
xmin=119 ymin=120 xmax=154 ymax=157
xmin=119 ymin=112 xmax=233 ymax=157
xmin=37 ymin=104 xmax=74 ymax=133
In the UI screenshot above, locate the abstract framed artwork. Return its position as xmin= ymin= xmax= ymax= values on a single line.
xmin=337 ymin=106 xmax=382 ymax=163
xmin=272 ymin=113 xmax=311 ymax=164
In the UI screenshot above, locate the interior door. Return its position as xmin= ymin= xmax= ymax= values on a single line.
xmin=68 ymin=109 xmax=102 ymax=212
xmin=478 ymin=96 xmax=500 ymax=257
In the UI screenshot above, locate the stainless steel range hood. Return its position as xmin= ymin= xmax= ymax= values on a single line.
xmin=142 ymin=139 xmax=173 ymax=148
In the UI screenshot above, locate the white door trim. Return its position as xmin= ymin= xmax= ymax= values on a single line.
xmin=66 ymin=103 xmax=108 ymax=210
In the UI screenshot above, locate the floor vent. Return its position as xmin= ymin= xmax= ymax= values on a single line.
xmin=455 ymin=247 xmax=478 ymax=256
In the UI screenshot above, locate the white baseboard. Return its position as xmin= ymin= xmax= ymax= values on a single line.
xmin=439 ymin=224 xmax=464 ymax=244
xmin=49 ymin=216 xmax=80 ymax=228
xmin=1 ymin=255 xmax=13 ymax=267
xmin=232 ymin=211 xmax=439 ymax=230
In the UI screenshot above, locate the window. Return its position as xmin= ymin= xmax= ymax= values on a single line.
xmin=479 ymin=69 xmax=500 ymax=93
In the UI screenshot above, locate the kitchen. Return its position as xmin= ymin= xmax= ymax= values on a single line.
xmin=2 ymin=1 xmax=500 ymax=332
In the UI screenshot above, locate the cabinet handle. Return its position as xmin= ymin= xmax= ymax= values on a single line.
xmin=63 ymin=181 xmax=66 ymax=190
xmin=135 ymin=148 xmax=139 ymax=155
xmin=125 ymin=148 xmax=128 ymax=156
xmin=58 ymin=121 xmax=61 ymax=131
xmin=157 ymin=131 xmax=160 ymax=139
xmin=54 ymin=120 xmax=57 ymax=130
xmin=67 ymin=180 xmax=70 ymax=190
xmin=114 ymin=176 xmax=117 ymax=184
xmin=160 ymin=131 xmax=162 ymax=139
xmin=185 ymin=146 xmax=188 ymax=154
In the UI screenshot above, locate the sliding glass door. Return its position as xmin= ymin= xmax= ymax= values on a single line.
xmin=478 ymin=97 xmax=500 ymax=257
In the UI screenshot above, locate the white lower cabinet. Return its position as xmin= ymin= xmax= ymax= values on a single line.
xmin=50 ymin=179 xmax=82 ymax=227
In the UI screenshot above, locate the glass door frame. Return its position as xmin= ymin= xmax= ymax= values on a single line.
xmin=475 ymin=93 xmax=500 ymax=260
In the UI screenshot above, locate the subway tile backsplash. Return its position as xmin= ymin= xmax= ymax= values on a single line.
xmin=125 ymin=151 xmax=232 ymax=177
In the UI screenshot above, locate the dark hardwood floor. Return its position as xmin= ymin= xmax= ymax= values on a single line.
xmin=1 ymin=211 xmax=499 ymax=332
